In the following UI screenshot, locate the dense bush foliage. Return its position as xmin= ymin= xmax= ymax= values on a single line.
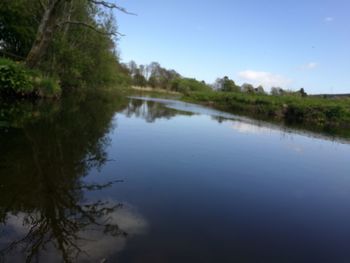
xmin=0 ymin=58 xmax=61 ymax=98
xmin=0 ymin=58 xmax=33 ymax=96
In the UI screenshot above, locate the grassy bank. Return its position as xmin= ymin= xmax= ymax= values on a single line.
xmin=128 ymin=86 xmax=182 ymax=99
xmin=131 ymin=86 xmax=181 ymax=95
xmin=182 ymin=91 xmax=350 ymax=130
xmin=0 ymin=58 xmax=61 ymax=99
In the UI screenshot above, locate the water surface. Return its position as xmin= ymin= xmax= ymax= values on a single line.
xmin=1 ymin=95 xmax=350 ymax=262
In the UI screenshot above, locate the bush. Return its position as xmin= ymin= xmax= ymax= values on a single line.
xmin=0 ymin=58 xmax=33 ymax=96
xmin=0 ymin=58 xmax=61 ymax=98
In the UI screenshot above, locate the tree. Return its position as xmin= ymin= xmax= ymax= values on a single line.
xmin=1 ymin=0 xmax=132 ymax=89
xmin=221 ymin=76 xmax=240 ymax=92
xmin=133 ymin=73 xmax=147 ymax=87
xmin=139 ymin=64 xmax=145 ymax=77
xmin=299 ymin=88 xmax=307 ymax=97
xmin=271 ymin=87 xmax=285 ymax=96
xmin=241 ymin=83 xmax=255 ymax=93
xmin=128 ymin=60 xmax=138 ymax=76
xmin=24 ymin=0 xmax=132 ymax=68
xmin=148 ymin=75 xmax=158 ymax=88
xmin=0 ymin=0 xmax=41 ymax=58
xmin=213 ymin=78 xmax=223 ymax=90
xmin=255 ymin=85 xmax=265 ymax=94
xmin=171 ymin=78 xmax=211 ymax=93
xmin=215 ymin=76 xmax=240 ymax=92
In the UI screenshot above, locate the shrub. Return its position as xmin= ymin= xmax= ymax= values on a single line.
xmin=0 ymin=58 xmax=61 ymax=98
xmin=0 ymin=58 xmax=33 ymax=96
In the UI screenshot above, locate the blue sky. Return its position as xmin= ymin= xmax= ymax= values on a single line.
xmin=115 ymin=0 xmax=349 ymax=94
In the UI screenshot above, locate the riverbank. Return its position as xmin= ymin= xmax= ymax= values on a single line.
xmin=131 ymin=86 xmax=181 ymax=95
xmin=128 ymin=86 xmax=182 ymax=99
xmin=181 ymin=91 xmax=350 ymax=131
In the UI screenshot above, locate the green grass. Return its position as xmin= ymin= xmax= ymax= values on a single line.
xmin=182 ymin=91 xmax=350 ymax=130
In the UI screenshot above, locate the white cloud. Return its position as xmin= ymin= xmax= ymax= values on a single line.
xmin=1 ymin=203 xmax=148 ymax=263
xmin=301 ymin=62 xmax=318 ymax=70
xmin=238 ymin=70 xmax=292 ymax=88
xmin=286 ymin=143 xmax=304 ymax=154
xmin=232 ymin=122 xmax=271 ymax=135
xmin=325 ymin=17 xmax=334 ymax=22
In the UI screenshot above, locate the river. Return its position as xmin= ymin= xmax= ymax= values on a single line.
xmin=0 ymin=94 xmax=349 ymax=262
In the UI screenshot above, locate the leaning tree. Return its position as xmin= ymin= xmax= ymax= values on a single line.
xmin=25 ymin=0 xmax=133 ymax=68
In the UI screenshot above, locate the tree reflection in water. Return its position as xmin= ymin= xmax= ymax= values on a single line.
xmin=124 ymin=98 xmax=193 ymax=123
xmin=0 ymin=93 xmax=146 ymax=262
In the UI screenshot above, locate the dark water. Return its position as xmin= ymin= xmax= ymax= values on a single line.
xmin=1 ymin=94 xmax=350 ymax=263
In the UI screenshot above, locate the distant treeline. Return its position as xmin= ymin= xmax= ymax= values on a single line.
xmin=125 ymin=61 xmax=307 ymax=97
xmin=124 ymin=61 xmax=211 ymax=93
xmin=124 ymin=61 xmax=350 ymax=132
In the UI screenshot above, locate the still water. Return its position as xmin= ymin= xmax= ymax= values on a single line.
xmin=0 ymin=94 xmax=350 ymax=262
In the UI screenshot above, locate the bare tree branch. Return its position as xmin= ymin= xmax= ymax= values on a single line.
xmin=88 ymin=0 xmax=137 ymax=15
xmin=58 ymin=21 xmax=125 ymax=36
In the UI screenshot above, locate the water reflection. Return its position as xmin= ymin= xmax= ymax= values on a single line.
xmin=231 ymin=122 xmax=272 ymax=135
xmin=123 ymin=98 xmax=193 ymax=123
xmin=129 ymin=96 xmax=350 ymax=142
xmin=0 ymin=93 xmax=146 ymax=262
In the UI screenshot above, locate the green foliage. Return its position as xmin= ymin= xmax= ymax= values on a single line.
xmin=148 ymin=76 xmax=158 ymax=88
xmin=0 ymin=0 xmax=40 ymax=57
xmin=255 ymin=85 xmax=266 ymax=94
xmin=133 ymin=73 xmax=147 ymax=87
xmin=0 ymin=58 xmax=61 ymax=98
xmin=221 ymin=76 xmax=240 ymax=92
xmin=171 ymin=78 xmax=212 ymax=93
xmin=0 ymin=58 xmax=33 ymax=96
xmin=0 ymin=0 xmax=129 ymax=96
xmin=241 ymin=83 xmax=255 ymax=93
xmin=39 ymin=4 xmax=126 ymax=90
xmin=34 ymin=77 xmax=61 ymax=98
xmin=126 ymin=61 xmax=211 ymax=93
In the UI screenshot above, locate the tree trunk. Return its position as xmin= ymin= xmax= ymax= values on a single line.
xmin=25 ymin=0 xmax=63 ymax=68
xmin=62 ymin=1 xmax=74 ymax=37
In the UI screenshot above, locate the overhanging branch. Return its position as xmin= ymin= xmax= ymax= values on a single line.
xmin=58 ymin=21 xmax=125 ymax=36
xmin=88 ymin=0 xmax=137 ymax=15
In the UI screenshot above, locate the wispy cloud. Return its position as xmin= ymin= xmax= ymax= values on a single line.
xmin=324 ymin=17 xmax=334 ymax=22
xmin=301 ymin=62 xmax=318 ymax=70
xmin=238 ymin=70 xmax=292 ymax=88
